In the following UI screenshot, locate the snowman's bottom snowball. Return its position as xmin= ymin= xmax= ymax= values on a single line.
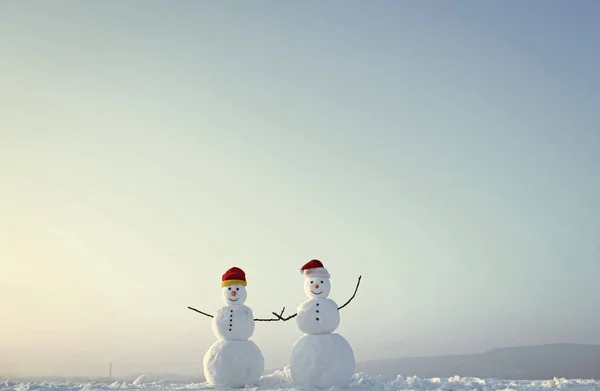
xmin=203 ymin=339 xmax=264 ymax=388
xmin=290 ymin=333 xmax=355 ymax=388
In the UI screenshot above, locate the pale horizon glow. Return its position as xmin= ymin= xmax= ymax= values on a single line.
xmin=1 ymin=1 xmax=599 ymax=379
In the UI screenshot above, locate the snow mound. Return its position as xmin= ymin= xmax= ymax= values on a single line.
xmin=2 ymin=372 xmax=600 ymax=391
xmin=132 ymin=374 xmax=164 ymax=385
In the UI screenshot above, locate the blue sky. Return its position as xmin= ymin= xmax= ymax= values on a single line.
xmin=1 ymin=0 xmax=599 ymax=378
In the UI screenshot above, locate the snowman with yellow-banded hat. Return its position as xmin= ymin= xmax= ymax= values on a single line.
xmin=188 ymin=267 xmax=285 ymax=388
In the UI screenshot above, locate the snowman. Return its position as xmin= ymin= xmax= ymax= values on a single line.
xmin=188 ymin=267 xmax=285 ymax=388
xmin=273 ymin=259 xmax=362 ymax=388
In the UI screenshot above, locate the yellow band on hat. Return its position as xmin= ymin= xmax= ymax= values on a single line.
xmin=221 ymin=279 xmax=247 ymax=287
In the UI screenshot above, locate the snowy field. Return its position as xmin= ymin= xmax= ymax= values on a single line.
xmin=2 ymin=369 xmax=599 ymax=391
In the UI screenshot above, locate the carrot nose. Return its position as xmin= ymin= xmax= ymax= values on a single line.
xmin=315 ymin=284 xmax=319 ymax=289
xmin=231 ymin=291 xmax=237 ymax=296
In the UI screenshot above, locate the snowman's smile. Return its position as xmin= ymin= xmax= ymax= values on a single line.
xmin=229 ymin=297 xmax=239 ymax=302
xmin=310 ymin=290 xmax=323 ymax=295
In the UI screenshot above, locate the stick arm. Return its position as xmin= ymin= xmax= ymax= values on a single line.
xmin=255 ymin=307 xmax=286 ymax=322
xmin=337 ymin=275 xmax=362 ymax=310
xmin=271 ymin=275 xmax=362 ymax=319
xmin=187 ymin=306 xmax=213 ymax=318
xmin=272 ymin=309 xmax=298 ymax=321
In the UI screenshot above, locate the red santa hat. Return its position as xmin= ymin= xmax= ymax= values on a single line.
xmin=299 ymin=259 xmax=330 ymax=278
xmin=221 ymin=267 xmax=247 ymax=287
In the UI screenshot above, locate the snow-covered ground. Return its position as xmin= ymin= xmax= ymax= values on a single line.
xmin=2 ymin=369 xmax=599 ymax=391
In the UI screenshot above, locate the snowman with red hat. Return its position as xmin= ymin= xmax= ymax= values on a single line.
xmin=188 ymin=267 xmax=284 ymax=388
xmin=273 ymin=259 xmax=362 ymax=388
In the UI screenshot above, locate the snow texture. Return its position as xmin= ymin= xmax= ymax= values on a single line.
xmin=296 ymin=298 xmax=340 ymax=335
xmin=4 ymin=370 xmax=599 ymax=391
xmin=290 ymin=333 xmax=355 ymax=388
xmin=202 ymin=339 xmax=264 ymax=388
xmin=212 ymin=304 xmax=255 ymax=341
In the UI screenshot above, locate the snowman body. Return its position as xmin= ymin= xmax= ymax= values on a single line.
xmin=296 ymin=298 xmax=339 ymax=335
xmin=289 ymin=264 xmax=355 ymax=388
xmin=212 ymin=304 xmax=255 ymax=341
xmin=203 ymin=281 xmax=264 ymax=388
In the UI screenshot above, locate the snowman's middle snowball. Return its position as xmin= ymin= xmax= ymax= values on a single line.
xmin=296 ymin=297 xmax=340 ymax=335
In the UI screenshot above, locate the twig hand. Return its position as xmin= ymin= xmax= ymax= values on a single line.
xmin=255 ymin=307 xmax=286 ymax=322
xmin=272 ymin=307 xmax=286 ymax=320
xmin=272 ymin=308 xmax=297 ymax=321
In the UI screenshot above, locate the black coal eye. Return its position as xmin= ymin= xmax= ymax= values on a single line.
xmin=228 ymin=287 xmax=231 ymax=290
xmin=320 ymin=280 xmax=323 ymax=283
xmin=236 ymin=287 xmax=239 ymax=291
xmin=310 ymin=281 xmax=313 ymax=283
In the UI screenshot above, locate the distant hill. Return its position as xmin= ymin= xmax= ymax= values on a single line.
xmin=357 ymin=343 xmax=600 ymax=380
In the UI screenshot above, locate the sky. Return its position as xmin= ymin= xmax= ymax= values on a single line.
xmin=1 ymin=0 xmax=599 ymax=379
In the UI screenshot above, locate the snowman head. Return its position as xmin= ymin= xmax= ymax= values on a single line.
xmin=299 ymin=259 xmax=331 ymax=299
xmin=304 ymin=276 xmax=331 ymax=299
xmin=220 ymin=267 xmax=248 ymax=306
xmin=222 ymin=284 xmax=247 ymax=306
